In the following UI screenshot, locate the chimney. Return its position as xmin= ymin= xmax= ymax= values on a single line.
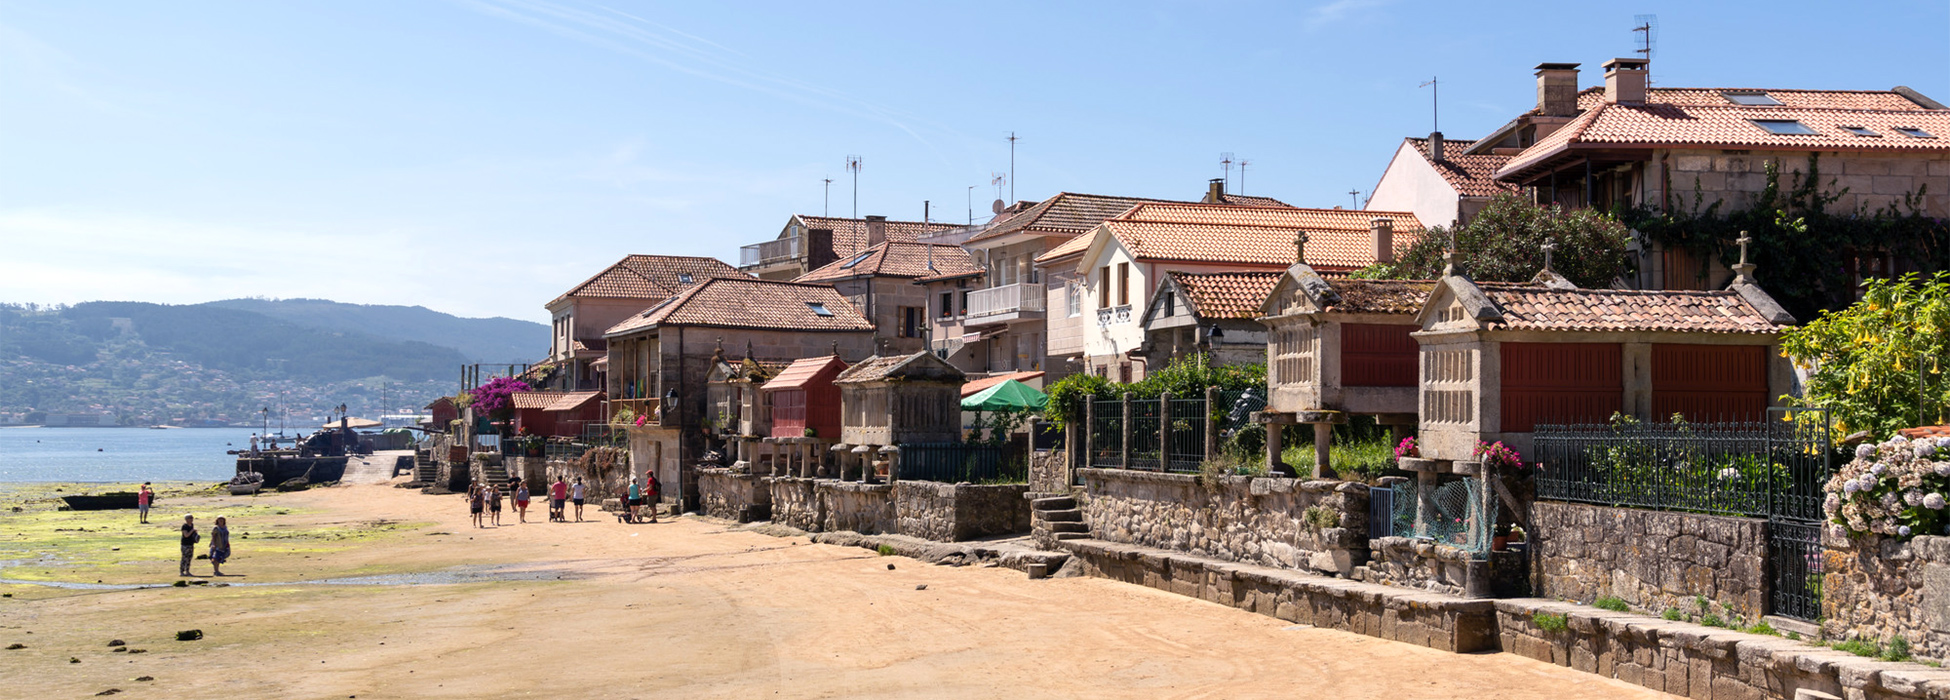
xmin=1603 ymin=58 xmax=1649 ymax=104
xmin=1428 ymin=132 xmax=1445 ymax=162
xmin=1370 ymin=217 xmax=1395 ymax=264
xmin=1534 ymin=62 xmax=1581 ymax=117
xmin=1205 ymin=178 xmax=1225 ymax=203
xmin=864 ymin=215 xmax=887 ymax=247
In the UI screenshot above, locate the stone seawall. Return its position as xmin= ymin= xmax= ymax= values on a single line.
xmin=1825 ymin=534 xmax=1950 ymax=661
xmin=1533 ymin=501 xmax=1769 ymax=620
xmin=895 ymin=482 xmax=1030 ymax=542
xmin=696 ymin=469 xmax=772 ymax=523
xmin=768 ymin=477 xmax=821 ymax=531
xmin=817 ymin=481 xmax=895 ymax=535
xmin=1079 ymin=468 xmax=1368 ymax=576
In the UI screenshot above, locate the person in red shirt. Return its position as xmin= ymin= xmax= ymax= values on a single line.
xmin=137 ymin=483 xmax=154 ymax=524
xmin=549 ymin=477 xmax=568 ymax=522
xmin=643 ymin=470 xmax=662 ymax=524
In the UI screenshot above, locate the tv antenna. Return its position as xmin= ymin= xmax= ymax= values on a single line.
xmin=1220 ymin=152 xmax=1234 ymax=191
xmin=1006 ymin=132 xmax=1019 ymax=203
xmin=1237 ymin=158 xmax=1251 ymax=195
xmin=1347 ymin=189 xmax=1362 ymax=208
xmin=1419 ymin=76 xmax=1439 ymax=132
xmin=991 ymin=172 xmax=1006 ymax=204
xmin=966 ymin=185 xmax=975 ymax=225
xmin=1633 ymin=15 xmax=1658 ymax=86
xmin=823 ymin=177 xmax=833 ymax=217
xmin=845 ymin=155 xmax=862 ymax=219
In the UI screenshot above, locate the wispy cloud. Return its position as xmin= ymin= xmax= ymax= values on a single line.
xmin=1305 ymin=0 xmax=1393 ymax=31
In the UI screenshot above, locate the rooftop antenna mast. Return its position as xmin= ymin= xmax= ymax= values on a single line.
xmin=1006 ymin=132 xmax=1019 ymax=203
xmin=1220 ymin=152 xmax=1234 ymax=191
xmin=823 ymin=177 xmax=833 ymax=217
xmin=991 ymin=172 xmax=1006 ymax=206
xmin=1347 ymin=189 xmax=1362 ymax=209
xmin=1634 ymin=15 xmax=1659 ymax=86
xmin=845 ymin=155 xmax=862 ymax=219
xmin=1419 ymin=77 xmax=1439 ymax=133
xmin=966 ymin=185 xmax=975 ymax=225
xmin=1237 ymin=158 xmax=1251 ymax=195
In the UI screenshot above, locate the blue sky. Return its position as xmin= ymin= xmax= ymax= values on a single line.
xmin=3 ymin=1 xmax=1945 ymax=324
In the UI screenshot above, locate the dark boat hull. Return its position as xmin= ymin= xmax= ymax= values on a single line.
xmin=61 ymin=493 xmax=139 ymax=510
xmin=235 ymin=456 xmax=348 ymax=485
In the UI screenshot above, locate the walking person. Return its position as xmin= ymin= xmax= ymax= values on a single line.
xmin=468 ymin=484 xmax=485 ymax=528
xmin=550 ymin=477 xmax=568 ymax=522
xmin=644 ymin=469 xmax=662 ymax=524
xmin=137 ymin=483 xmax=154 ymax=524
xmin=514 ymin=480 xmax=530 ymax=524
xmin=208 ymin=516 xmax=231 ymax=576
xmin=486 ymin=483 xmax=502 ymax=527
xmin=179 ymin=515 xmax=199 ymax=577
xmin=571 ymin=477 xmax=586 ymax=522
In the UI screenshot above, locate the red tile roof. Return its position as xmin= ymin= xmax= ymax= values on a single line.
xmin=1217 ymin=193 xmax=1295 ymax=208
xmin=793 ymin=216 xmax=960 ymax=261
xmin=542 ymin=391 xmax=603 ymax=412
xmin=1324 ymin=279 xmax=1436 ymax=315
xmin=1501 ymin=102 xmax=1950 ymax=179
xmin=551 ymin=255 xmax=749 ymax=304
xmin=960 ymin=371 xmax=1044 ymax=398
xmin=966 ymin=192 xmax=1191 ymax=244
xmin=1574 ymin=87 xmax=1934 ymax=112
xmin=794 ymin=242 xmax=981 ymax=283
xmin=602 ymin=278 xmax=873 ymax=337
xmin=511 ymin=391 xmax=573 ymax=410
xmin=764 ymin=355 xmax=847 ymax=391
xmin=1480 ymin=286 xmax=1786 ymax=334
xmin=1168 ymin=271 xmax=1283 ymax=319
xmin=1047 ymin=203 xmax=1426 ymax=271
xmin=1405 ymin=137 xmax=1519 ymax=198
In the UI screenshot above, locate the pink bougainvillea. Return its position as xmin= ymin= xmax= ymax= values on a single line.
xmin=1395 ymin=436 xmax=1420 ymax=460
xmin=468 ymin=377 xmax=533 ymax=416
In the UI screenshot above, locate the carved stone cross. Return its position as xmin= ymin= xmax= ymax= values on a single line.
xmin=1541 ymin=239 xmax=1556 ymax=272
xmin=1732 ymin=230 xmax=1757 ymax=285
xmin=1294 ymin=230 xmax=1309 ymax=264
xmin=1442 ymin=230 xmax=1463 ymax=277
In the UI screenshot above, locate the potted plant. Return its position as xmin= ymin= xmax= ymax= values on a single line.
xmin=1508 ymin=524 xmax=1528 ymax=552
xmin=1492 ymin=522 xmax=1511 ymax=552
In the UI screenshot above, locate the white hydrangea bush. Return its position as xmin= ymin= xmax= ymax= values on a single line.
xmin=1824 ymin=434 xmax=1950 ymax=540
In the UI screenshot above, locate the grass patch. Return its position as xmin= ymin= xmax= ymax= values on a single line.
xmin=1281 ymin=438 xmax=1396 ymax=482
xmin=1700 ymin=614 xmax=1726 ymax=628
xmin=1833 ymin=639 xmax=1882 ymax=658
xmin=1662 ymin=609 xmax=1685 ymax=622
xmin=1743 ymin=621 xmax=1777 ymax=636
xmin=1531 ymin=612 xmax=1568 ymax=633
xmin=1593 ymin=596 xmax=1628 ymax=612
xmin=1786 ymin=631 xmax=1802 ymax=641
xmin=1885 ymin=637 xmax=1913 ymax=661
xmin=876 ymin=544 xmax=896 ymax=556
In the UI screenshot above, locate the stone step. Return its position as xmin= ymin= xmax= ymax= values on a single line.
xmin=1030 ymin=496 xmax=1076 ymax=511
xmin=1052 ymin=532 xmax=1089 ymax=541
xmin=1045 ymin=521 xmax=1090 ymax=534
xmin=1034 ymin=508 xmax=1084 ymax=522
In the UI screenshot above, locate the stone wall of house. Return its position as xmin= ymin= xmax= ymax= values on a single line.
xmin=768 ymin=477 xmax=821 ymax=531
xmin=1655 ymin=150 xmax=1950 ymax=222
xmin=1823 ymin=534 xmax=1950 ymax=660
xmin=1533 ymin=501 xmax=1769 ymax=620
xmin=894 ymin=481 xmax=1031 ymax=542
xmin=816 ymin=480 xmax=896 ymax=535
xmin=696 ymin=468 xmax=772 ymax=523
xmin=1079 ymin=468 xmax=1369 ymax=576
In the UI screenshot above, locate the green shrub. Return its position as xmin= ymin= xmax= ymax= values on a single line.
xmin=876 ymin=544 xmax=895 ymax=557
xmin=1593 ymin=597 xmax=1629 ymax=612
xmin=1302 ymin=505 xmax=1339 ymax=530
xmin=1782 ymin=273 xmax=1950 ymax=436
xmin=1833 ymin=639 xmax=1882 ymax=658
xmin=1662 ymin=609 xmax=1685 ymax=622
xmin=1531 ymin=613 xmax=1568 ymax=634
xmin=1383 ymin=194 xmax=1633 ymax=288
xmin=1700 ymin=614 xmax=1726 ymax=628
xmin=1744 ymin=621 xmax=1777 ymax=637
xmin=1786 ymin=631 xmax=1802 ymax=641
xmin=1884 ymin=637 xmax=1913 ymax=662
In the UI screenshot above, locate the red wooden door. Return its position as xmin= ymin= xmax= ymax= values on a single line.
xmin=1342 ymin=323 xmax=1419 ymax=387
xmin=1652 ymin=344 xmax=1769 ymax=421
xmin=771 ymin=390 xmax=807 ymax=438
xmin=1500 ymin=343 xmax=1623 ymax=432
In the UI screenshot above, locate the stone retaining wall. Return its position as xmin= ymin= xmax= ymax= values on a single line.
xmin=1028 ymin=447 xmax=1072 ymax=495
xmin=816 ymin=481 xmax=896 ymax=535
xmin=895 ymin=482 xmax=1030 ymax=542
xmin=1079 ymin=468 xmax=1368 ymax=576
xmin=1534 ymin=501 xmax=1769 ymax=620
xmin=696 ymin=469 xmax=772 ymax=523
xmin=768 ymin=477 xmax=821 ymax=531
xmin=1358 ymin=536 xmax=1474 ymax=595
xmin=1824 ymin=534 xmax=1950 ymax=661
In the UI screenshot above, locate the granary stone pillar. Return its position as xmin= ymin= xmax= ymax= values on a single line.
xmin=853 ymin=445 xmax=874 ymax=483
xmin=882 ymin=445 xmax=901 ymax=483
xmin=1313 ymin=423 xmax=1335 ymax=479
xmin=1258 ymin=412 xmax=1293 ymax=477
xmin=830 ymin=444 xmax=851 ymax=480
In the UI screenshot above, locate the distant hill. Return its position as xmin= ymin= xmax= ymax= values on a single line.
xmin=203 ymin=298 xmax=546 ymax=363
xmin=49 ymin=302 xmax=467 ymax=383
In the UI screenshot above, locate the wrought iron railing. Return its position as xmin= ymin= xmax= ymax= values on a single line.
xmin=1095 ymin=305 xmax=1132 ymax=326
xmin=1089 ymin=398 xmax=1123 ymax=468
xmin=1532 ymin=408 xmax=1831 ymax=518
xmin=899 ymin=443 xmax=1020 ymax=483
xmin=1166 ymin=397 xmax=1207 ymax=472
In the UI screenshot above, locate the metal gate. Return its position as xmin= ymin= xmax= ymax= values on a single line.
xmin=1765 ymin=406 xmax=1831 ymax=622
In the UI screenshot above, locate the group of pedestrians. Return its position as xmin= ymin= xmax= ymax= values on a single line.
xmin=461 ymin=473 xmax=663 ymax=527
xmin=176 ymin=514 xmax=230 ymax=577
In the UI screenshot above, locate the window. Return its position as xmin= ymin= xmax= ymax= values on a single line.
xmin=806 ymin=302 xmax=833 ymax=317
xmin=1896 ymin=127 xmax=1938 ymax=139
xmin=1162 ymin=290 xmax=1175 ymax=317
xmin=840 ymin=251 xmax=874 ymax=269
xmin=1098 ymin=266 xmax=1111 ymax=308
xmin=939 ymin=292 xmax=954 ymax=318
xmin=1067 ymin=281 xmax=1082 ymax=317
xmin=1841 ymin=126 xmax=1881 ymax=137
xmin=1750 ymin=119 xmax=1818 ymax=136
xmin=1722 ymin=92 xmax=1783 ymax=106
xmin=1116 ymin=263 xmax=1130 ymax=306
xmin=959 ymin=290 xmax=969 ymax=315
xmin=899 ymin=307 xmax=922 ymax=338
xmin=677 ymin=273 xmax=693 ymax=284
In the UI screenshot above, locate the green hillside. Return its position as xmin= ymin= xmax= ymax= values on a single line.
xmin=203 ymin=298 xmax=545 ymax=363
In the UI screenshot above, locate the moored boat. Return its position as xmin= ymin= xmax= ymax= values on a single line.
xmin=60 ymin=493 xmax=140 ymax=510
xmin=228 ymin=472 xmax=264 ymax=495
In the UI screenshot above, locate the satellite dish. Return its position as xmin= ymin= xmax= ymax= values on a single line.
xmin=991 ymin=199 xmax=1005 ymax=215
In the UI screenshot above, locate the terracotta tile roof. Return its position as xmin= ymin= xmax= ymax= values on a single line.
xmin=1481 ymin=286 xmax=1786 ymax=334
xmin=794 ymin=242 xmax=981 ymax=282
xmin=765 ymin=355 xmax=847 ymax=391
xmin=542 ymin=391 xmax=603 ymax=412
xmin=794 ymin=216 xmax=960 ymax=261
xmin=967 ymin=192 xmax=1191 ymax=244
xmin=1032 ymin=232 xmax=1095 ymax=264
xmin=1501 ymin=103 xmax=1950 ymax=178
xmin=1168 ymin=271 xmax=1283 ymax=319
xmin=1216 ymin=193 xmax=1295 ymax=208
xmin=1900 ymin=425 xmax=1950 ymax=440
xmin=1107 ymin=203 xmax=1425 ymax=270
xmin=834 ymin=351 xmax=964 ymax=384
xmin=511 ymin=391 xmax=573 ymax=410
xmin=960 ymin=371 xmax=1044 ymax=398
xmin=1323 ymin=279 xmax=1436 ymax=315
xmin=551 ymin=255 xmax=748 ymax=304
xmin=602 ymin=278 xmax=872 ymax=337
xmin=1406 ymin=137 xmax=1519 ymax=198
xmin=1573 ymin=87 xmax=1935 ymax=112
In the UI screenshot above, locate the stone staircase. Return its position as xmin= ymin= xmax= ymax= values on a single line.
xmin=1030 ymin=494 xmax=1089 ymax=550
xmin=479 ymin=459 xmax=509 ymax=485
xmin=413 ymin=451 xmax=440 ymax=483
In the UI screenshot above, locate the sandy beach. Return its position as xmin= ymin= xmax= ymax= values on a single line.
xmin=2 ymin=479 xmax=1675 ymax=699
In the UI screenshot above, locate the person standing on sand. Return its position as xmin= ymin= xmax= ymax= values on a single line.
xmin=514 ymin=480 xmax=530 ymax=523
xmin=624 ymin=477 xmax=641 ymax=524
xmin=571 ymin=477 xmax=586 ymax=522
xmin=550 ymin=477 xmax=568 ymax=522
xmin=487 ymin=483 xmax=502 ymax=526
xmin=179 ymin=515 xmax=199 ymax=577
xmin=208 ymin=516 xmax=231 ymax=576
xmin=137 ymin=483 xmax=153 ymax=524
xmin=468 ymin=484 xmax=485 ymax=528
xmin=644 ymin=470 xmax=661 ymax=524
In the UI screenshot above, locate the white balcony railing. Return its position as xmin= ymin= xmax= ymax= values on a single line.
xmin=739 ymin=236 xmax=802 ymax=267
xmin=1096 ymin=305 xmax=1132 ymax=326
xmin=966 ymin=282 xmax=1046 ymax=319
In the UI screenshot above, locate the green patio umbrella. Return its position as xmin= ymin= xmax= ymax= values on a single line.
xmin=961 ymin=379 xmax=1049 ymax=412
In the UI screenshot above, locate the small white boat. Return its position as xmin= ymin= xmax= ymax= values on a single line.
xmin=228 ymin=472 xmax=265 ymax=496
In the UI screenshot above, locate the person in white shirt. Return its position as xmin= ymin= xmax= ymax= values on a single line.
xmin=570 ymin=478 xmax=586 ymax=522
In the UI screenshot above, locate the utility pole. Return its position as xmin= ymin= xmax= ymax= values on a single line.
xmin=967 ymin=185 xmax=975 ymax=225
xmin=923 ymin=200 xmax=930 ymax=224
xmin=1238 ymin=159 xmax=1251 ymax=195
xmin=846 ymin=155 xmax=862 ymax=219
xmin=823 ymin=178 xmax=833 ymax=217
xmin=1007 ymin=132 xmax=1019 ymax=203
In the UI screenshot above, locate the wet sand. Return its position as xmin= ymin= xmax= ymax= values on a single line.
xmin=1 ymin=480 xmax=1677 ymax=699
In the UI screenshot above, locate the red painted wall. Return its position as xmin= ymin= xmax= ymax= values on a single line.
xmin=1342 ymin=323 xmax=1419 ymax=387
xmin=1652 ymin=344 xmax=1770 ymax=421
xmin=1500 ymin=343 xmax=1623 ymax=432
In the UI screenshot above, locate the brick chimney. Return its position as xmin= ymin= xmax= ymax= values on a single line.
xmin=1370 ymin=217 xmax=1395 ymax=264
xmin=1428 ymin=132 xmax=1445 ymax=162
xmin=1604 ymin=58 xmax=1649 ymax=104
xmin=864 ymin=215 xmax=887 ymax=247
xmin=1204 ymin=178 xmax=1225 ymax=204
xmin=1534 ymin=62 xmax=1581 ymax=117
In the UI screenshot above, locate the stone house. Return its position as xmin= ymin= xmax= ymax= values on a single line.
xmin=1038 ymin=202 xmax=1424 ymax=382
xmin=1479 ymin=58 xmax=1950 ymax=289
xmin=508 ymin=391 xmax=604 ymax=438
xmin=544 ymin=255 xmax=749 ymax=391
xmin=833 ymin=351 xmax=965 ymax=480
xmin=795 ymin=240 xmax=981 ymax=358
xmin=1410 ymin=246 xmax=1797 ymax=464
xmin=1136 ymin=270 xmax=1279 ymax=369
xmin=601 ymin=277 xmax=877 ymax=510
xmin=1366 ymin=134 xmax=1518 ymax=229
xmin=738 ymin=214 xmax=960 ymax=281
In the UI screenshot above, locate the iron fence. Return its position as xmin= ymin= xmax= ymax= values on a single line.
xmin=1166 ymin=397 xmax=1207 ymax=473
xmin=899 ymin=443 xmax=1018 ymax=483
xmin=1089 ymin=399 xmax=1123 ymax=468
xmin=1128 ymin=399 xmax=1162 ymax=471
xmin=1768 ymin=519 xmax=1824 ymax=622
xmin=1532 ymin=408 xmax=1832 ymax=518
xmin=1368 ymin=483 xmax=1398 ymax=538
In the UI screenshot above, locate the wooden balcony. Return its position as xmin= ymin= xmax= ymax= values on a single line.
xmin=610 ymin=397 xmax=662 ymax=427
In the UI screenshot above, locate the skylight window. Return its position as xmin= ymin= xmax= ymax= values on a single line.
xmin=1895 ymin=127 xmax=1938 ymax=139
xmin=1723 ymin=92 xmax=1783 ymax=106
xmin=1751 ymin=119 xmax=1818 ymax=136
xmin=1842 ymin=126 xmax=1882 ymax=137
xmin=806 ymin=302 xmax=833 ymax=317
xmin=840 ymin=251 xmax=874 ymax=269
xmin=678 ymin=273 xmax=693 ymax=283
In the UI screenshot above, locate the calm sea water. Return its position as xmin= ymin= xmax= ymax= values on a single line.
xmin=0 ymin=427 xmax=264 ymax=483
